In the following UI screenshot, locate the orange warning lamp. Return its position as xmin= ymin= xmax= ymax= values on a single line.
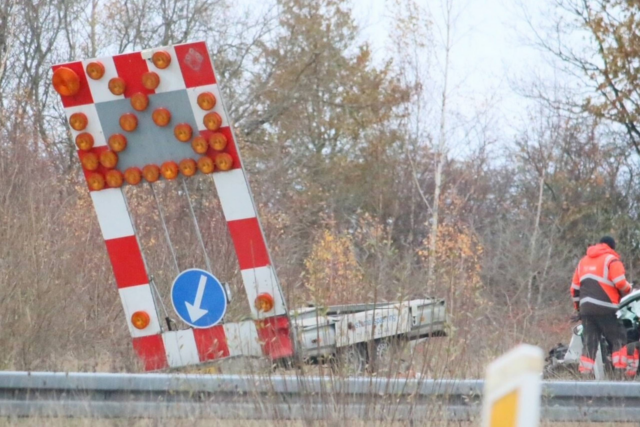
xmin=105 ymin=170 xmax=124 ymax=188
xmin=124 ymin=167 xmax=142 ymax=185
xmin=255 ymin=293 xmax=275 ymax=312
xmin=191 ymin=136 xmax=208 ymax=154
xmin=99 ymin=150 xmax=118 ymax=169
xmin=108 ymin=134 xmax=127 ymax=152
xmin=87 ymin=172 xmax=105 ymax=191
xmin=203 ymin=112 xmax=222 ymax=131
xmin=179 ymin=159 xmax=197 ymax=177
xmin=52 ymin=67 xmax=80 ymax=96
xmin=81 ymin=152 xmax=99 ymax=171
xmin=152 ymin=50 xmax=171 ymax=69
xmin=152 ymin=108 xmax=171 ymax=127
xmin=142 ymin=71 xmax=160 ymax=90
xmin=209 ymin=132 xmax=227 ymax=151
xmin=131 ymin=311 xmax=151 ymax=330
xmin=161 ymin=161 xmax=179 ymax=180
xmin=174 ymin=123 xmax=193 ymax=142
xmin=130 ymin=92 xmax=149 ymax=111
xmin=142 ymin=164 xmax=160 ymax=183
xmin=108 ymin=77 xmax=126 ymax=96
xmin=197 ymin=156 xmax=215 ymax=174
xmin=75 ymin=133 xmax=94 ymax=151
xmin=69 ymin=112 xmax=88 ymax=131
xmin=215 ymin=153 xmax=233 ymax=171
xmin=197 ymin=92 xmax=216 ymax=110
xmin=120 ymin=113 xmax=138 ymax=132
xmin=85 ymin=61 xmax=105 ymax=80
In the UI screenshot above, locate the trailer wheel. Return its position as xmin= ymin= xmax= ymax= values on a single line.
xmin=333 ymin=344 xmax=367 ymax=376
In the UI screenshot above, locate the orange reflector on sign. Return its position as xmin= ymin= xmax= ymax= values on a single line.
xmin=85 ymin=61 xmax=105 ymax=80
xmin=203 ymin=112 xmax=222 ymax=131
xmin=209 ymin=132 xmax=227 ymax=151
xmin=120 ymin=113 xmax=138 ymax=132
xmin=197 ymin=92 xmax=216 ymax=110
xmin=81 ymin=152 xmax=99 ymax=171
xmin=130 ymin=92 xmax=149 ymax=111
xmin=52 ymin=67 xmax=80 ymax=96
xmin=142 ymin=71 xmax=160 ymax=90
xmin=105 ymin=170 xmax=124 ymax=188
xmin=108 ymin=77 xmax=126 ymax=96
xmin=75 ymin=133 xmax=94 ymax=151
xmin=142 ymin=164 xmax=160 ymax=183
xmin=161 ymin=161 xmax=179 ymax=180
xmin=152 ymin=108 xmax=171 ymax=127
xmin=131 ymin=311 xmax=151 ymax=330
xmin=215 ymin=153 xmax=233 ymax=171
xmin=87 ymin=172 xmax=105 ymax=191
xmin=255 ymin=293 xmax=275 ymax=312
xmin=179 ymin=158 xmax=197 ymax=177
xmin=69 ymin=112 xmax=88 ymax=131
xmin=191 ymin=136 xmax=208 ymax=154
xmin=152 ymin=51 xmax=171 ymax=69
xmin=99 ymin=150 xmax=118 ymax=169
xmin=124 ymin=167 xmax=142 ymax=185
xmin=174 ymin=123 xmax=193 ymax=142
xmin=108 ymin=134 xmax=127 ymax=153
xmin=197 ymin=156 xmax=215 ymax=174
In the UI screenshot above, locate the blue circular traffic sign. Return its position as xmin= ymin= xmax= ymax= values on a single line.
xmin=170 ymin=269 xmax=227 ymax=328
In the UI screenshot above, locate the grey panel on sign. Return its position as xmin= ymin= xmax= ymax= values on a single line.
xmin=96 ymin=90 xmax=200 ymax=171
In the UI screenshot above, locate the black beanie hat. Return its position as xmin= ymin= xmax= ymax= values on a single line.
xmin=600 ymin=235 xmax=616 ymax=250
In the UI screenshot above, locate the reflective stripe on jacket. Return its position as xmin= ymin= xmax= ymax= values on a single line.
xmin=570 ymin=243 xmax=631 ymax=315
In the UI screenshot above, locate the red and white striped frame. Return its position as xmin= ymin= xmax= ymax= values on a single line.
xmin=52 ymin=41 xmax=293 ymax=370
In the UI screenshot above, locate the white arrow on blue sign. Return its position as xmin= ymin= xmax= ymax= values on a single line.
xmin=170 ymin=268 xmax=227 ymax=328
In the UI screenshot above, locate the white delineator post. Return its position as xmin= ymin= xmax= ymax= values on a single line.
xmin=482 ymin=344 xmax=544 ymax=427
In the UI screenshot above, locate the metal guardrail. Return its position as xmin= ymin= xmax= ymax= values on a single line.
xmin=0 ymin=371 xmax=639 ymax=422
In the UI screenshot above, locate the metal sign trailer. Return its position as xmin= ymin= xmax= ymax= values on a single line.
xmin=51 ymin=42 xmax=446 ymax=372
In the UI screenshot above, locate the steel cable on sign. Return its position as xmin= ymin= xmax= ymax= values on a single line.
xmin=149 ymin=183 xmax=181 ymax=275
xmin=122 ymin=190 xmax=171 ymax=330
xmin=122 ymin=187 xmax=172 ymax=329
xmin=181 ymin=177 xmax=214 ymax=274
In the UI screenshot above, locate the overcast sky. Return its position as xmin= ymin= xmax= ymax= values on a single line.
xmin=351 ymin=0 xmax=558 ymax=138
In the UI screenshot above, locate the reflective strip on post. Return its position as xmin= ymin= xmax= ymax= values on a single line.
xmin=481 ymin=344 xmax=544 ymax=427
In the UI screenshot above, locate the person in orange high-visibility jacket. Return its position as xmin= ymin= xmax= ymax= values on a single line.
xmin=571 ymin=236 xmax=634 ymax=376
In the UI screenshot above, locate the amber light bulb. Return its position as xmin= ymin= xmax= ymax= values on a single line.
xmin=69 ymin=112 xmax=88 ymax=131
xmin=85 ymin=61 xmax=105 ymax=80
xmin=52 ymin=67 xmax=80 ymax=96
xmin=179 ymin=159 xmax=197 ymax=177
xmin=120 ymin=113 xmax=138 ymax=132
xmin=105 ymin=170 xmax=124 ymax=188
xmin=108 ymin=134 xmax=127 ymax=152
xmin=142 ymin=71 xmax=160 ymax=90
xmin=191 ymin=136 xmax=208 ymax=154
xmin=108 ymin=77 xmax=126 ymax=96
xmin=161 ymin=161 xmax=179 ymax=180
xmin=208 ymin=132 xmax=227 ymax=151
xmin=152 ymin=108 xmax=171 ymax=127
xmin=124 ymin=167 xmax=142 ymax=185
xmin=142 ymin=164 xmax=160 ymax=183
xmin=197 ymin=92 xmax=217 ymax=110
xmin=81 ymin=152 xmax=99 ymax=171
xmin=87 ymin=172 xmax=105 ymax=191
xmin=215 ymin=153 xmax=233 ymax=171
xmin=75 ymin=133 xmax=94 ymax=151
xmin=197 ymin=156 xmax=215 ymax=174
xmin=174 ymin=123 xmax=193 ymax=142
xmin=203 ymin=112 xmax=222 ymax=131
xmin=99 ymin=150 xmax=118 ymax=169
xmin=152 ymin=51 xmax=171 ymax=69
xmin=130 ymin=92 xmax=149 ymax=111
